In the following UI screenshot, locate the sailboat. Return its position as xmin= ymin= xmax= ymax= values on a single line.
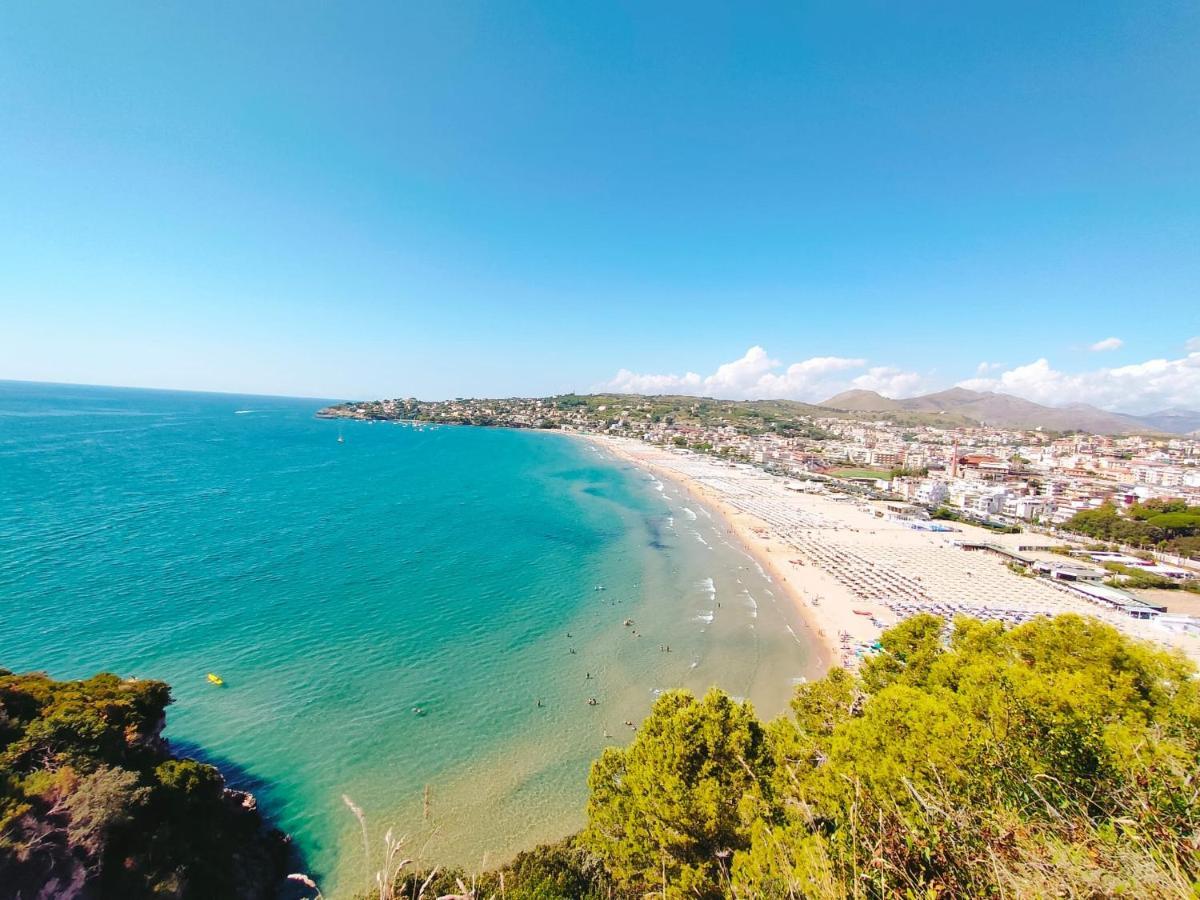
xmin=337 ymin=428 xmax=345 ymax=444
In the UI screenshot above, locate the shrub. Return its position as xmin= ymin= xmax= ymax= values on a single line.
xmin=582 ymin=688 xmax=769 ymax=899
xmin=577 ymin=616 xmax=1200 ymax=898
xmin=0 ymin=670 xmax=285 ymax=898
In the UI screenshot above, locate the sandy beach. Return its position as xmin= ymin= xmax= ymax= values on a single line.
xmin=585 ymin=436 xmax=875 ymax=670
xmin=584 ymin=435 xmax=1200 ymax=671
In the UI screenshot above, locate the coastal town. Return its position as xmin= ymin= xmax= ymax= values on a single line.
xmin=320 ymin=391 xmax=1200 ymax=663
xmin=319 ymin=392 xmax=1200 ymax=531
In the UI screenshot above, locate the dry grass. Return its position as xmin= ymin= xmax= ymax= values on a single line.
xmin=288 ymin=794 xmax=462 ymax=900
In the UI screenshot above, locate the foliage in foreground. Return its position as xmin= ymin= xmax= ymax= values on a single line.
xmin=14 ymin=613 xmax=1197 ymax=899
xmin=0 ymin=670 xmax=286 ymax=899
xmin=367 ymin=614 xmax=1199 ymax=899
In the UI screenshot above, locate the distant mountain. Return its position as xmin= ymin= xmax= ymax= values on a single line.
xmin=821 ymin=389 xmax=902 ymax=412
xmin=1138 ymin=408 xmax=1200 ymax=435
xmin=1048 ymin=402 xmax=1156 ymax=435
xmin=895 ymin=387 xmax=990 ymax=414
xmin=818 ymin=387 xmax=1161 ymax=434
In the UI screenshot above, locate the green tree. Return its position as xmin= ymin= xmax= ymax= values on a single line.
xmin=63 ymin=766 xmax=149 ymax=863
xmin=583 ymin=688 xmax=770 ymax=898
xmin=732 ymin=615 xmax=1200 ymax=897
xmin=0 ymin=670 xmax=284 ymax=898
xmin=1147 ymin=512 xmax=1200 ymax=533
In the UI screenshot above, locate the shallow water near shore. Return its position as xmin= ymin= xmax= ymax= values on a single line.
xmin=0 ymin=382 xmax=816 ymax=895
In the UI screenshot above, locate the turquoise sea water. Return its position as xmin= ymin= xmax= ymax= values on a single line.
xmin=0 ymin=381 xmax=817 ymax=895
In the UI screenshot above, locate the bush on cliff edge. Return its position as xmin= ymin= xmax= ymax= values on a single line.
xmin=0 ymin=670 xmax=286 ymax=899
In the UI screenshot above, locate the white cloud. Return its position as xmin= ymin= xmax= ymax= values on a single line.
xmin=702 ymin=345 xmax=781 ymax=395
xmin=1089 ymin=336 xmax=1124 ymax=352
xmin=852 ymin=366 xmax=927 ymax=397
xmin=958 ymin=353 xmax=1200 ymax=413
xmin=600 ymin=346 xmax=921 ymax=402
xmin=1187 ymin=336 xmax=1200 ymax=352
xmin=603 ymin=346 xmax=774 ymax=397
xmin=755 ymin=355 xmax=867 ymax=399
xmin=603 ymin=345 xmax=1200 ymax=413
xmin=604 ymin=368 xmax=703 ymax=394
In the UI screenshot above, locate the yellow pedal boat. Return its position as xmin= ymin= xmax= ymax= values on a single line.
xmin=206 ymin=673 xmax=224 ymax=686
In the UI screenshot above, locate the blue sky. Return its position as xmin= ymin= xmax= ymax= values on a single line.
xmin=1 ymin=2 xmax=1197 ymax=411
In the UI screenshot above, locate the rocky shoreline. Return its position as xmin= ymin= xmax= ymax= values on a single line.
xmin=0 ymin=670 xmax=290 ymax=899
